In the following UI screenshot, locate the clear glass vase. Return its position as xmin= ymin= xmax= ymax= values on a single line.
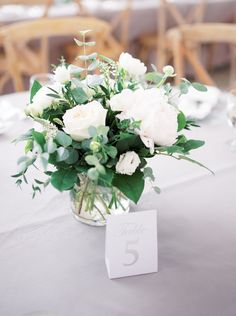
xmin=70 ymin=176 xmax=130 ymax=226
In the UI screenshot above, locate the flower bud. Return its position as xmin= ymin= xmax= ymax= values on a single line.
xmin=90 ymin=140 xmax=101 ymax=152
xmin=163 ymin=65 xmax=175 ymax=76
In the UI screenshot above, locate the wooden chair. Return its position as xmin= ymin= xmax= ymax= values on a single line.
xmin=110 ymin=0 xmax=132 ymax=52
xmin=167 ymin=23 xmax=236 ymax=86
xmin=1 ymin=17 xmax=121 ymax=91
xmin=138 ymin=0 xmax=206 ymax=70
xmin=0 ymin=0 xmax=53 ymax=93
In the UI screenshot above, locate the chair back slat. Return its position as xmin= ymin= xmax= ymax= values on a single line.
xmin=1 ymin=17 xmax=114 ymax=91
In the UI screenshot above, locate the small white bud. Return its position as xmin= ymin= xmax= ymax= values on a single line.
xmin=162 ymin=65 xmax=175 ymax=76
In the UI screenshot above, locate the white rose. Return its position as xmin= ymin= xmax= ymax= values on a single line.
xmin=54 ymin=65 xmax=70 ymax=84
xmin=109 ymin=89 xmax=134 ymax=112
xmin=119 ymin=52 xmax=147 ymax=76
xmin=26 ymin=83 xmax=62 ymax=117
xmin=114 ymin=87 xmax=178 ymax=148
xmin=139 ymin=103 xmax=178 ymax=146
xmin=63 ymin=101 xmax=107 ymax=141
xmin=116 ymin=151 xmax=141 ymax=176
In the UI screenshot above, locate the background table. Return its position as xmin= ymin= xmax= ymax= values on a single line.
xmin=0 ymin=90 xmax=236 ymax=316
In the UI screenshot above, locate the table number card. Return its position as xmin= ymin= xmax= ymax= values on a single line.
xmin=105 ymin=210 xmax=158 ymax=279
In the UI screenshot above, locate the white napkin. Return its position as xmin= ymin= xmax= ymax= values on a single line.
xmin=0 ymin=100 xmax=25 ymax=134
xmin=178 ymin=86 xmax=221 ymax=120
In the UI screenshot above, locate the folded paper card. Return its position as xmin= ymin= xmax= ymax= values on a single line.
xmin=105 ymin=210 xmax=158 ymax=279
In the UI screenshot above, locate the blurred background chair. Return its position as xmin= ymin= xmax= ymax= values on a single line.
xmin=2 ymin=16 xmax=121 ymax=91
xmin=138 ymin=0 xmax=206 ymax=70
xmin=167 ymin=23 xmax=236 ymax=86
xmin=0 ymin=0 xmax=53 ymax=94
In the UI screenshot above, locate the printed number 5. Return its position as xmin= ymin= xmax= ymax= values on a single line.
xmin=123 ymin=239 xmax=139 ymax=266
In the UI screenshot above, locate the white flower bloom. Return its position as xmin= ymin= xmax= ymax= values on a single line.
xmin=109 ymin=89 xmax=134 ymax=112
xmin=54 ymin=65 xmax=70 ymax=84
xmin=116 ymin=151 xmax=141 ymax=175
xmin=114 ymin=87 xmax=178 ymax=148
xmin=26 ymin=83 xmax=62 ymax=117
xmin=119 ymin=52 xmax=147 ymax=76
xmin=139 ymin=103 xmax=178 ymax=146
xmin=63 ymin=101 xmax=107 ymax=141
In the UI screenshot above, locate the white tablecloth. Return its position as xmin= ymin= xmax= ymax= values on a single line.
xmin=0 ymin=91 xmax=236 ymax=316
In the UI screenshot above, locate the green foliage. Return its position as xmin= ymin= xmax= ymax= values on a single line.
xmin=30 ymin=80 xmax=42 ymax=102
xmin=55 ymin=131 xmax=72 ymax=148
xmin=192 ymin=82 xmax=208 ymax=92
xmin=32 ymin=130 xmax=46 ymax=149
xmin=51 ymin=169 xmax=78 ymax=191
xmin=71 ymin=87 xmax=88 ymax=104
xmin=112 ymin=171 xmax=145 ymax=204
xmin=177 ymin=112 xmax=186 ymax=132
xmin=14 ymin=45 xmax=209 ymax=207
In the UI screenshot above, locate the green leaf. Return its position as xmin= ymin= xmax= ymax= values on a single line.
xmin=98 ymin=168 xmax=114 ymax=187
xmin=30 ymin=80 xmax=42 ymax=103
xmin=116 ymin=135 xmax=144 ymax=154
xmin=25 ymin=139 xmax=33 ymax=154
xmin=32 ymin=130 xmax=45 ymax=149
xmin=65 ymin=149 xmax=79 ymax=164
xmin=88 ymin=60 xmax=99 ymax=72
xmin=143 ymin=167 xmax=155 ymax=181
xmin=85 ymin=41 xmax=96 ymax=47
xmin=87 ymin=167 xmax=99 ymax=181
xmin=40 ymin=152 xmax=49 ymax=170
xmin=145 ymin=72 xmax=163 ymax=85
xmin=177 ymin=111 xmax=186 ymax=132
xmin=71 ymin=88 xmax=88 ymax=104
xmin=13 ymin=129 xmax=33 ymax=144
xmin=153 ymin=186 xmax=161 ymax=194
xmin=51 ymin=169 xmax=78 ymax=191
xmin=178 ymin=155 xmax=214 ymax=175
xmin=183 ymin=139 xmax=205 ymax=152
xmin=46 ymin=93 xmax=61 ymax=99
xmin=179 ymin=81 xmax=189 ymax=95
xmin=192 ymin=82 xmax=208 ymax=92
xmin=112 ymin=171 xmax=145 ymax=204
xmin=105 ymin=146 xmax=117 ymax=159
xmin=55 ymin=131 xmax=72 ymax=148
xmin=88 ymin=126 xmax=97 ymax=137
xmin=78 ymin=53 xmax=97 ymax=61
xmin=56 ymin=147 xmax=70 ymax=162
xmin=44 ymin=139 xmax=57 ymax=154
xmin=97 ymin=126 xmax=109 ymax=136
xmin=85 ymin=155 xmax=99 ymax=166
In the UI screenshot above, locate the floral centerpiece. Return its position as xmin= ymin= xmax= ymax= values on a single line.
xmin=13 ymin=31 xmax=210 ymax=226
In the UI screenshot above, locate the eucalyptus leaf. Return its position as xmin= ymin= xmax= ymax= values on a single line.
xmin=192 ymin=82 xmax=208 ymax=92
xmin=32 ymin=130 xmax=45 ymax=149
xmin=56 ymin=147 xmax=70 ymax=162
xmin=71 ymin=87 xmax=88 ymax=104
xmin=179 ymin=81 xmax=190 ymax=95
xmin=85 ymin=155 xmax=99 ymax=166
xmin=65 ymin=149 xmax=79 ymax=164
xmin=51 ymin=169 xmax=78 ymax=191
xmin=55 ymin=131 xmax=72 ymax=148
xmin=87 ymin=167 xmax=99 ymax=180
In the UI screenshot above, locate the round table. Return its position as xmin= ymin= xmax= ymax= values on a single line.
xmin=0 ymin=91 xmax=236 ymax=316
